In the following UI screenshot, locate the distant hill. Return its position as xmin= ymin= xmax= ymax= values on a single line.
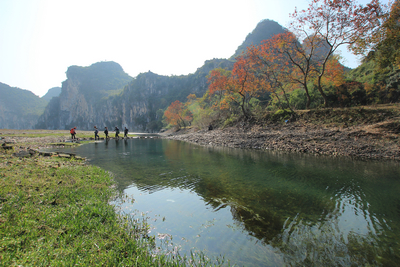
xmin=41 ymin=87 xmax=61 ymax=101
xmin=231 ymin=19 xmax=286 ymax=59
xmin=0 ymin=82 xmax=48 ymax=129
xmin=36 ymin=61 xmax=133 ymax=130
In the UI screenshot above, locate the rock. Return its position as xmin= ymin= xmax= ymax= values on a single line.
xmin=39 ymin=151 xmax=56 ymax=157
xmin=12 ymin=151 xmax=31 ymax=158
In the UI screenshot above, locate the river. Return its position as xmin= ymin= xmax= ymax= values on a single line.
xmin=60 ymin=137 xmax=400 ymax=266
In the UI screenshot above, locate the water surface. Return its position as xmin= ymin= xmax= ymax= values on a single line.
xmin=61 ymin=138 xmax=400 ymax=266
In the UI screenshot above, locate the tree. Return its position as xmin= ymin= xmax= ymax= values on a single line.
xmin=247 ymin=32 xmax=315 ymax=110
xmin=164 ymin=100 xmax=192 ymax=128
xmin=208 ymin=57 xmax=265 ymax=118
xmin=290 ymin=0 xmax=387 ymax=107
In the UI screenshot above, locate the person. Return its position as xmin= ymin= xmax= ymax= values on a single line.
xmin=104 ymin=127 xmax=109 ymax=139
xmin=94 ymin=126 xmax=99 ymax=140
xmin=115 ymin=126 xmax=120 ymax=139
xmin=124 ymin=127 xmax=128 ymax=138
xmin=70 ymin=127 xmax=77 ymax=139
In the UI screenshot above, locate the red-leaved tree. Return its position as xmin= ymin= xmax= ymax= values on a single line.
xmin=164 ymin=100 xmax=192 ymax=128
xmin=290 ymin=0 xmax=388 ymax=107
xmin=208 ymin=56 xmax=265 ymax=118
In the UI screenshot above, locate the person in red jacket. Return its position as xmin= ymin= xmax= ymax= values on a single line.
xmin=70 ymin=127 xmax=77 ymax=139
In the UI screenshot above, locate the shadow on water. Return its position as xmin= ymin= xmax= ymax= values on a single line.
xmin=62 ymin=138 xmax=400 ymax=266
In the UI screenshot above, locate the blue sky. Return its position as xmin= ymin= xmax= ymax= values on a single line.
xmin=0 ymin=0 xmax=384 ymax=97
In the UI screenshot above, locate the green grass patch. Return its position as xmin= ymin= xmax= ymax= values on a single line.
xmin=1 ymin=133 xmax=70 ymax=138
xmin=0 ymin=151 xmax=223 ymax=266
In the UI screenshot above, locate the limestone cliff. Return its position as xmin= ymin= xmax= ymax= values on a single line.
xmin=35 ymin=61 xmax=133 ymax=130
xmin=35 ymin=59 xmax=233 ymax=132
xmin=114 ymin=58 xmax=234 ymax=132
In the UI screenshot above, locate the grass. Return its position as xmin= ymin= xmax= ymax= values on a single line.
xmin=0 ymin=147 xmax=224 ymax=266
xmin=0 ymin=130 xmax=95 ymax=139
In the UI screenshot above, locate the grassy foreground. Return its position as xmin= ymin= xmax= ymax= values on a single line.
xmin=0 ymin=137 xmax=222 ymax=266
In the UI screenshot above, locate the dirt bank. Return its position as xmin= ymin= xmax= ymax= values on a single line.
xmin=161 ymin=111 xmax=400 ymax=161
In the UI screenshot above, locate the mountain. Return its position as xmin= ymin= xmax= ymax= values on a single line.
xmin=231 ymin=19 xmax=286 ymax=59
xmin=35 ymin=61 xmax=133 ymax=130
xmin=36 ymin=59 xmax=234 ymax=131
xmin=0 ymin=82 xmax=48 ymax=129
xmin=35 ymin=20 xmax=288 ymax=132
xmin=41 ymin=87 xmax=61 ymax=101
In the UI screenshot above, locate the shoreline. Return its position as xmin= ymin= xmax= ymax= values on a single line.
xmin=161 ymin=120 xmax=400 ymax=161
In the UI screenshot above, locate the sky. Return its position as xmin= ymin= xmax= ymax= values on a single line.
xmin=0 ymin=0 xmax=387 ymax=97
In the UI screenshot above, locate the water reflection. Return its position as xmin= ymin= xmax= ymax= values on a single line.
xmin=62 ymin=139 xmax=400 ymax=266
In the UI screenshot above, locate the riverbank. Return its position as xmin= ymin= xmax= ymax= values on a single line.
xmin=0 ymin=130 xmax=219 ymax=266
xmin=162 ymin=105 xmax=400 ymax=161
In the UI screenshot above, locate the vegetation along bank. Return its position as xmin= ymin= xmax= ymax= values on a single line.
xmin=0 ymin=130 xmax=221 ymax=266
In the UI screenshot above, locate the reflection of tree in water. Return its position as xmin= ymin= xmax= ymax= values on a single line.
xmin=83 ymin=139 xmax=400 ymax=265
xmin=272 ymin=214 xmax=400 ymax=266
xmin=183 ymin=145 xmax=400 ymax=266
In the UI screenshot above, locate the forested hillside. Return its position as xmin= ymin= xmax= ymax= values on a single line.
xmin=0 ymin=82 xmax=48 ymax=129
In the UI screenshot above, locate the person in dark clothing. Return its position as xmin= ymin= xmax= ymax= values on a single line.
xmin=104 ymin=127 xmax=109 ymax=139
xmin=124 ymin=127 xmax=128 ymax=138
xmin=115 ymin=126 xmax=120 ymax=139
xmin=94 ymin=126 xmax=99 ymax=140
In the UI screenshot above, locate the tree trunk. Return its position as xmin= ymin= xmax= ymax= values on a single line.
xmin=240 ymin=95 xmax=248 ymax=119
xmin=317 ymin=75 xmax=328 ymax=107
xmin=304 ymin=83 xmax=312 ymax=109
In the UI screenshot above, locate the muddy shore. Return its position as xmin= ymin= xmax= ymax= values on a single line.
xmin=161 ymin=120 xmax=400 ymax=161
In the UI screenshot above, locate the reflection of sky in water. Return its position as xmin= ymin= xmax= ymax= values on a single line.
xmin=337 ymin=196 xmax=374 ymax=238
xmin=61 ymin=139 xmax=400 ymax=266
xmin=116 ymin=186 xmax=281 ymax=265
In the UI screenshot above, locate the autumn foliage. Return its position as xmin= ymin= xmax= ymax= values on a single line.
xmin=289 ymin=0 xmax=387 ymax=107
xmin=164 ymin=100 xmax=192 ymax=128
xmin=208 ymin=56 xmax=265 ymax=117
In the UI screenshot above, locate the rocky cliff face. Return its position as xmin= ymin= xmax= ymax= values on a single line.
xmin=36 ymin=59 xmax=234 ymax=132
xmin=114 ymin=58 xmax=234 ymax=132
xmin=36 ymin=61 xmax=133 ymax=130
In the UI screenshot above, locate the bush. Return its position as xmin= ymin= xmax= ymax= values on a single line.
xmin=272 ymin=109 xmax=294 ymax=122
